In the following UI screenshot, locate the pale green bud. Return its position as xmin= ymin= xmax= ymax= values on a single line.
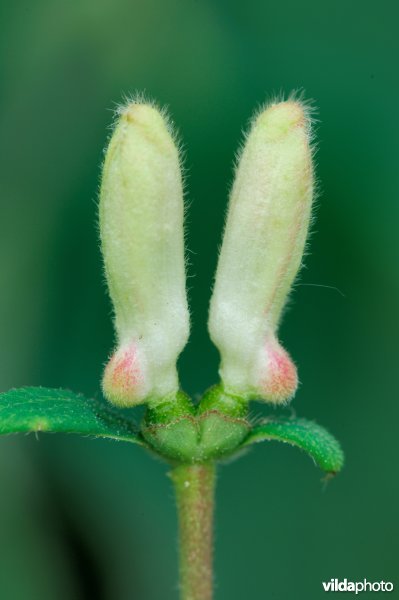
xmin=208 ymin=99 xmax=314 ymax=404
xmin=99 ymin=101 xmax=189 ymax=407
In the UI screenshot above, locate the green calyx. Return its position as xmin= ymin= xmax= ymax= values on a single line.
xmin=141 ymin=385 xmax=250 ymax=463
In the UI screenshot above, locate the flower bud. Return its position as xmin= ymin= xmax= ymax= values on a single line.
xmin=208 ymin=99 xmax=314 ymax=404
xmin=99 ymin=101 xmax=189 ymax=407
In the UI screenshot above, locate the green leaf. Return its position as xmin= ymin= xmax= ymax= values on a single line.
xmin=244 ymin=417 xmax=344 ymax=474
xmin=0 ymin=387 xmax=144 ymax=445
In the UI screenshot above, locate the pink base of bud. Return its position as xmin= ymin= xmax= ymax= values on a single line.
xmin=258 ymin=336 xmax=298 ymax=404
xmin=102 ymin=342 xmax=148 ymax=407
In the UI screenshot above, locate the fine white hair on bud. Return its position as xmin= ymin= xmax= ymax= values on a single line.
xmin=99 ymin=99 xmax=189 ymax=407
xmin=208 ymin=98 xmax=314 ymax=404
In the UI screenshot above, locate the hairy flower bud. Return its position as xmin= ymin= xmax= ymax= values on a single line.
xmin=99 ymin=101 xmax=189 ymax=407
xmin=208 ymin=99 xmax=314 ymax=404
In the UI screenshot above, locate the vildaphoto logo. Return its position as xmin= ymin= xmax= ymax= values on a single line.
xmin=322 ymin=579 xmax=394 ymax=594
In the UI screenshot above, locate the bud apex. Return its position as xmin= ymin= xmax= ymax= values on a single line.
xmin=99 ymin=101 xmax=189 ymax=407
xmin=208 ymin=99 xmax=314 ymax=404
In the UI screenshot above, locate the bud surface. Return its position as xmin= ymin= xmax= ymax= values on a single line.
xmin=209 ymin=100 xmax=314 ymax=403
xmin=100 ymin=102 xmax=189 ymax=406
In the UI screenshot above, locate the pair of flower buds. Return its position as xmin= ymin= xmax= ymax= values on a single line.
xmin=99 ymin=98 xmax=314 ymax=408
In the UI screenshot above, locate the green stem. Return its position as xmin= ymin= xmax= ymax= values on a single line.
xmin=170 ymin=463 xmax=216 ymax=600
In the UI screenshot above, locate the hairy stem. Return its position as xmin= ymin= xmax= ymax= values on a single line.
xmin=170 ymin=463 xmax=216 ymax=600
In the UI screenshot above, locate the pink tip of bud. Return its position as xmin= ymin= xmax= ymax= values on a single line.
xmin=102 ymin=343 xmax=147 ymax=407
xmin=259 ymin=337 xmax=298 ymax=404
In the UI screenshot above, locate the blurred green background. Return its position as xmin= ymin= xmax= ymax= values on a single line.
xmin=0 ymin=0 xmax=398 ymax=598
